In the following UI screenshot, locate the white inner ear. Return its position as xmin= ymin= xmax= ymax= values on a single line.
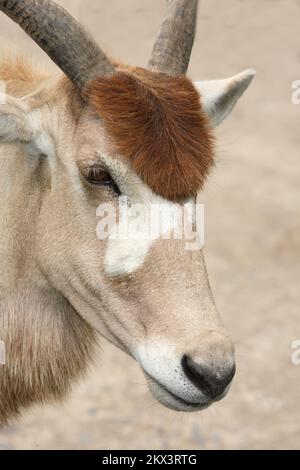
xmin=194 ymin=69 xmax=256 ymax=127
xmin=0 ymin=94 xmax=53 ymax=157
xmin=0 ymin=94 xmax=34 ymax=142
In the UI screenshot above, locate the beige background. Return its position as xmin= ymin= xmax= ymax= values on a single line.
xmin=0 ymin=0 xmax=300 ymax=450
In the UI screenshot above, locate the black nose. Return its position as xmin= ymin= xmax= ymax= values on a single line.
xmin=182 ymin=355 xmax=236 ymax=399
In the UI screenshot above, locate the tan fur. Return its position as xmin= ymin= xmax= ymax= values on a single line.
xmin=0 ymin=53 xmax=233 ymax=424
xmin=0 ymin=287 xmax=96 ymax=424
xmin=0 ymin=55 xmax=97 ymax=424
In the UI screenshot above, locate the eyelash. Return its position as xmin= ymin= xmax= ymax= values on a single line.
xmin=85 ymin=166 xmax=121 ymax=196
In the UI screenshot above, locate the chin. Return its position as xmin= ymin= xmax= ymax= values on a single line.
xmin=146 ymin=376 xmax=212 ymax=413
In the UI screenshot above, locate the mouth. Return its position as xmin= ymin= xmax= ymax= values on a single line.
xmin=146 ymin=374 xmax=212 ymax=412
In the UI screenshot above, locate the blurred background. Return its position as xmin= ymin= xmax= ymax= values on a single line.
xmin=0 ymin=0 xmax=299 ymax=450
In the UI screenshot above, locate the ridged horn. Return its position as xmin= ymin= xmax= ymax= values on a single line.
xmin=148 ymin=0 xmax=198 ymax=75
xmin=0 ymin=0 xmax=115 ymax=89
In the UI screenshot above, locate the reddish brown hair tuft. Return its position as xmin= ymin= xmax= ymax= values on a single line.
xmin=85 ymin=68 xmax=215 ymax=201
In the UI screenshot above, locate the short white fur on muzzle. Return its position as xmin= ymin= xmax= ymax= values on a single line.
xmin=136 ymin=339 xmax=206 ymax=407
xmin=135 ymin=335 xmax=235 ymax=412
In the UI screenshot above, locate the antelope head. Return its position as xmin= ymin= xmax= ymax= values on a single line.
xmin=0 ymin=0 xmax=255 ymax=412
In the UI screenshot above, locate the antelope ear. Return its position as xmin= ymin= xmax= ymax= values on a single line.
xmin=0 ymin=93 xmax=34 ymax=143
xmin=194 ymin=69 xmax=256 ymax=127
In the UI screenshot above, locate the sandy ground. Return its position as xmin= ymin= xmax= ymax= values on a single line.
xmin=0 ymin=0 xmax=300 ymax=450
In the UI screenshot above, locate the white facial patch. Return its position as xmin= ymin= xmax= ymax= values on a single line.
xmin=104 ymin=236 xmax=153 ymax=276
xmin=96 ymin=156 xmax=197 ymax=277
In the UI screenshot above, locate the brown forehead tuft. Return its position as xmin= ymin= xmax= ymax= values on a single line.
xmin=84 ymin=68 xmax=215 ymax=201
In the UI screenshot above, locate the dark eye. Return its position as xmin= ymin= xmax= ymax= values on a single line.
xmin=86 ymin=166 xmax=121 ymax=195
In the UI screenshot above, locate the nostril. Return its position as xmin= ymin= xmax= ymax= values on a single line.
xmin=181 ymin=355 xmax=236 ymax=399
